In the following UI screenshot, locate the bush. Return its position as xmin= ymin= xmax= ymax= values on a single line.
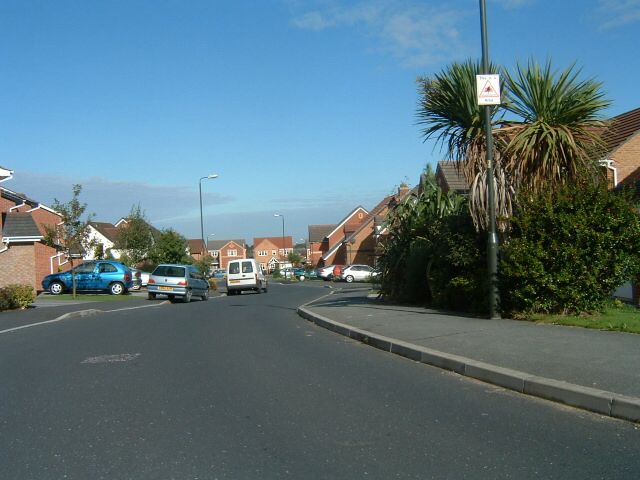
xmin=0 ymin=284 xmax=35 ymax=311
xmin=500 ymin=181 xmax=640 ymax=315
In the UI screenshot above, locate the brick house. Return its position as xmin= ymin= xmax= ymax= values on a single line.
xmin=207 ymin=239 xmax=247 ymax=270
xmin=600 ymin=107 xmax=640 ymax=304
xmin=187 ymin=239 xmax=206 ymax=261
xmin=601 ymin=107 xmax=640 ymax=188
xmin=253 ymin=236 xmax=293 ymax=273
xmin=307 ymin=207 xmax=369 ymax=268
xmin=0 ymin=184 xmax=68 ymax=292
xmin=321 ymin=186 xmax=411 ymax=268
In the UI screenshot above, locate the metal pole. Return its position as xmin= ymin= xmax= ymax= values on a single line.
xmin=479 ymin=0 xmax=500 ymax=319
xmin=281 ymin=216 xmax=285 ymax=262
xmin=199 ymin=177 xmax=205 ymax=257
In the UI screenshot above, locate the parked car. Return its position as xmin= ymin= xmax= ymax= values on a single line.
xmin=340 ymin=264 xmax=378 ymax=283
xmin=211 ymin=269 xmax=226 ymax=279
xmin=147 ymin=264 xmax=209 ymax=303
xmin=42 ymin=260 xmax=134 ymax=295
xmin=294 ymin=267 xmax=318 ymax=280
xmin=279 ymin=267 xmax=296 ymax=278
xmin=318 ymin=265 xmax=336 ymax=281
xmin=129 ymin=268 xmax=150 ymax=290
xmin=226 ymin=259 xmax=268 ymax=295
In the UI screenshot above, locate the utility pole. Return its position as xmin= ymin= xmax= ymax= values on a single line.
xmin=479 ymin=0 xmax=500 ymax=319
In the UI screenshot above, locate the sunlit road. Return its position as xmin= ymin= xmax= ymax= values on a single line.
xmin=1 ymin=282 xmax=638 ymax=479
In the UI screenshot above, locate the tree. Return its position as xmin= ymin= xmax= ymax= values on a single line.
xmin=149 ymin=229 xmax=191 ymax=265
xmin=417 ymin=59 xmax=610 ymax=231
xmin=43 ymin=184 xmax=94 ymax=298
xmin=502 ymin=60 xmax=610 ymax=195
xmin=287 ymin=251 xmax=303 ymax=267
xmin=114 ymin=204 xmax=156 ymax=266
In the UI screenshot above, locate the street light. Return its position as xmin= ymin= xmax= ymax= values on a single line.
xmin=479 ymin=0 xmax=500 ymax=319
xmin=199 ymin=174 xmax=219 ymax=258
xmin=273 ymin=213 xmax=285 ymax=263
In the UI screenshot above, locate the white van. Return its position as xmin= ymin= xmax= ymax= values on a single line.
xmin=226 ymin=259 xmax=268 ymax=295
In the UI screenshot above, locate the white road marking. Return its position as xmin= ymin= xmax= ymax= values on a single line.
xmin=82 ymin=353 xmax=141 ymax=364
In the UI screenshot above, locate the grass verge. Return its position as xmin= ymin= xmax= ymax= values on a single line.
xmin=531 ymin=303 xmax=640 ymax=334
xmin=38 ymin=293 xmax=146 ymax=302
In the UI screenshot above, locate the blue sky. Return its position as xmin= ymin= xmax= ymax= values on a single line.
xmin=1 ymin=0 xmax=638 ymax=245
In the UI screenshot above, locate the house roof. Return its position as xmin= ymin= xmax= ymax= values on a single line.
xmin=308 ymin=224 xmax=336 ymax=242
xmin=603 ymin=107 xmax=640 ymax=154
xmin=253 ymin=236 xmax=293 ymax=249
xmin=187 ymin=239 xmax=205 ymax=253
xmin=324 ymin=206 xmax=369 ymax=240
xmin=1 ymin=186 xmax=40 ymax=209
xmin=321 ymin=187 xmax=411 ymax=261
xmin=207 ymin=239 xmax=245 ymax=250
xmin=436 ymin=160 xmax=470 ymax=193
xmin=0 ymin=165 xmax=13 ymax=182
xmin=2 ymin=212 xmax=43 ymax=240
xmin=89 ymin=222 xmax=121 ymax=242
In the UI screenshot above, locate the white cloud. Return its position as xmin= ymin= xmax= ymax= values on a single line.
xmin=290 ymin=1 xmax=469 ymax=68
xmin=597 ymin=0 xmax=640 ymax=28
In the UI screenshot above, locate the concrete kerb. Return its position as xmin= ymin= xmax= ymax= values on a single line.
xmin=297 ymin=301 xmax=640 ymax=423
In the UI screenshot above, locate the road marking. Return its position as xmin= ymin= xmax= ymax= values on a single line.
xmin=82 ymin=353 xmax=141 ymax=364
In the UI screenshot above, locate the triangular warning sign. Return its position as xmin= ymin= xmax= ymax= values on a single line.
xmin=480 ymin=80 xmax=499 ymax=98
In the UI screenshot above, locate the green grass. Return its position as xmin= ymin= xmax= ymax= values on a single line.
xmin=39 ymin=293 xmax=146 ymax=302
xmin=531 ymin=303 xmax=640 ymax=334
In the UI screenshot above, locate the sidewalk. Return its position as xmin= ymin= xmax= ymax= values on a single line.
xmin=298 ymin=288 xmax=640 ymax=423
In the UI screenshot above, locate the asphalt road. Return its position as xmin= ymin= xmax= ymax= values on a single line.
xmin=1 ymin=282 xmax=639 ymax=479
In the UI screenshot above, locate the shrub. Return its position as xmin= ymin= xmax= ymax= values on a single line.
xmin=500 ymin=181 xmax=640 ymax=315
xmin=0 ymin=284 xmax=35 ymax=310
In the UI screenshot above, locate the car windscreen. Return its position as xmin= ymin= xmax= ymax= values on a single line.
xmin=153 ymin=266 xmax=186 ymax=277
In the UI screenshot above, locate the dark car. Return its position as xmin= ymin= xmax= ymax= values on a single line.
xmin=42 ymin=260 xmax=134 ymax=295
xmin=294 ymin=267 xmax=318 ymax=280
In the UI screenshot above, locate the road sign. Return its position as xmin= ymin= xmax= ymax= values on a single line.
xmin=476 ymin=74 xmax=501 ymax=105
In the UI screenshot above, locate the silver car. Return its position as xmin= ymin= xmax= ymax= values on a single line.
xmin=340 ymin=264 xmax=378 ymax=283
xmin=147 ymin=264 xmax=209 ymax=303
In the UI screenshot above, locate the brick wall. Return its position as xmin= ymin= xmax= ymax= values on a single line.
xmin=612 ymin=134 xmax=640 ymax=185
xmin=0 ymin=243 xmax=36 ymax=290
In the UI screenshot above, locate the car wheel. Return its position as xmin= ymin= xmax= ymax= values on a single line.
xmin=202 ymin=289 xmax=209 ymax=301
xmin=148 ymin=292 xmax=156 ymax=300
xmin=49 ymin=281 xmax=64 ymax=295
xmin=109 ymin=282 xmax=125 ymax=295
xmin=183 ymin=290 xmax=192 ymax=303
xmin=345 ymin=275 xmax=354 ymax=283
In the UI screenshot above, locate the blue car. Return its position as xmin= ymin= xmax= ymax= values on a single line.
xmin=42 ymin=260 xmax=134 ymax=295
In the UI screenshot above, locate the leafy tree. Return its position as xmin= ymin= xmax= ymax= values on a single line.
xmin=149 ymin=229 xmax=191 ymax=265
xmin=115 ymin=204 xmax=156 ymax=266
xmin=287 ymin=251 xmax=303 ymax=266
xmin=500 ymin=181 xmax=640 ymax=315
xmin=193 ymin=255 xmax=214 ymax=276
xmin=43 ymin=184 xmax=94 ymax=297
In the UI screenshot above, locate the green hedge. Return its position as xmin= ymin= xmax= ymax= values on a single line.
xmin=0 ymin=284 xmax=35 ymax=311
xmin=500 ymin=181 xmax=640 ymax=315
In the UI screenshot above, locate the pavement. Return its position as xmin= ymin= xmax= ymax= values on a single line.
xmin=298 ymin=287 xmax=640 ymax=423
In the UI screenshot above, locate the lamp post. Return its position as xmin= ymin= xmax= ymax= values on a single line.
xmin=199 ymin=174 xmax=218 ymax=258
xmin=479 ymin=0 xmax=500 ymax=319
xmin=273 ymin=213 xmax=285 ymax=263
xmin=207 ymin=233 xmax=216 ymax=267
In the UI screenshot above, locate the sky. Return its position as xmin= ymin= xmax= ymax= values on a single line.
xmin=1 ymin=0 xmax=639 ymax=245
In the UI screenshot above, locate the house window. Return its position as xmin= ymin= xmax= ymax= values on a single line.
xmin=258 ymin=250 xmax=268 ymax=256
xmin=272 ymin=250 xmax=277 ymax=255
xmin=227 ymin=249 xmax=238 ymax=257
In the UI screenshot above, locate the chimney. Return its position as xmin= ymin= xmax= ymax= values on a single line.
xmin=398 ymin=184 xmax=410 ymax=198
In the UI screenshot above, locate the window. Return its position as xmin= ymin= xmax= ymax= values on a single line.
xmin=74 ymin=262 xmax=96 ymax=274
xmin=227 ymin=249 xmax=237 ymax=257
xmin=272 ymin=250 xmax=277 ymax=255
xmin=229 ymin=263 xmax=240 ymax=274
xmin=241 ymin=261 xmax=254 ymax=273
xmin=258 ymin=250 xmax=268 ymax=256
xmin=98 ymin=263 xmax=117 ymax=273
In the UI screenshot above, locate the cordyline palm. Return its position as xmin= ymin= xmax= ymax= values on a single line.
xmin=417 ymin=60 xmax=514 ymax=231
xmin=502 ymin=60 xmax=610 ymax=194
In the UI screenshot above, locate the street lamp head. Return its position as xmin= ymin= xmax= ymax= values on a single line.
xmin=207 ymin=174 xmax=219 ymax=179
xmin=274 ymin=213 xmax=282 ymax=217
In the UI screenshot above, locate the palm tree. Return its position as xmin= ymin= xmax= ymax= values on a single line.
xmin=502 ymin=60 xmax=611 ymax=194
xmin=417 ymin=59 xmax=513 ymax=231
xmin=417 ymin=59 xmax=610 ymax=231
